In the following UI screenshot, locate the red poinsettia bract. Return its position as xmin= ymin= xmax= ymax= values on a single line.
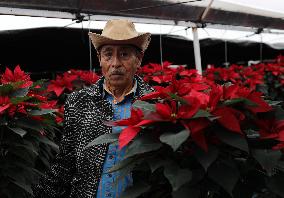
xmin=183 ymin=118 xmax=211 ymax=151
xmin=236 ymin=88 xmax=272 ymax=113
xmin=256 ymin=118 xmax=284 ymax=149
xmin=1 ymin=65 xmax=33 ymax=88
xmin=0 ymin=96 xmax=11 ymax=114
xmin=206 ymin=85 xmax=245 ymax=133
xmin=47 ymin=73 xmax=78 ymax=96
xmin=154 ymin=97 xmax=200 ymax=122
xmin=80 ymin=71 xmax=100 ymax=85
xmin=113 ymin=108 xmax=154 ymax=149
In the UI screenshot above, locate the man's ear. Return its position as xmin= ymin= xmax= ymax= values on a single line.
xmin=137 ymin=52 xmax=144 ymax=67
xmin=97 ymin=53 xmax=102 ymax=66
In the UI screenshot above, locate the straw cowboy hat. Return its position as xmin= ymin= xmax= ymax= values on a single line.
xmin=88 ymin=19 xmax=151 ymax=52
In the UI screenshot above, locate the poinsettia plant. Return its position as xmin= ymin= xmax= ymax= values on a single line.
xmin=137 ymin=61 xmax=201 ymax=87
xmin=138 ymin=55 xmax=284 ymax=105
xmin=203 ymin=55 xmax=284 ymax=103
xmin=46 ymin=69 xmax=100 ymax=124
xmin=88 ymin=69 xmax=284 ymax=198
xmin=0 ymin=66 xmax=60 ymax=197
xmin=47 ymin=69 xmax=100 ymax=98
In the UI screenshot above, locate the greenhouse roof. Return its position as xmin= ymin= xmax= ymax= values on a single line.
xmin=0 ymin=0 xmax=284 ymax=30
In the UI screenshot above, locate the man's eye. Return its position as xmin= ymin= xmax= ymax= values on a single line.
xmin=120 ymin=52 xmax=129 ymax=57
xmin=103 ymin=52 xmax=112 ymax=58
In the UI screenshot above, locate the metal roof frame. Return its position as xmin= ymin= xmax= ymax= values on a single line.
xmin=0 ymin=0 xmax=284 ymax=30
xmin=1 ymin=0 xmax=284 ymax=73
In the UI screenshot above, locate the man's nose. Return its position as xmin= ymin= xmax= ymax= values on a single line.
xmin=110 ymin=53 xmax=122 ymax=68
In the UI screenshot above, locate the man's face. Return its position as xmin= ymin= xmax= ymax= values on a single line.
xmin=99 ymin=45 xmax=143 ymax=88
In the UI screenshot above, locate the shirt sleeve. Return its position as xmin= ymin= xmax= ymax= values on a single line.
xmin=32 ymin=93 xmax=78 ymax=197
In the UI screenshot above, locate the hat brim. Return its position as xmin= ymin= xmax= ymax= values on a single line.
xmin=88 ymin=32 xmax=151 ymax=52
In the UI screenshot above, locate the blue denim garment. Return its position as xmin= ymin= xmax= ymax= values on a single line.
xmin=96 ymin=90 xmax=135 ymax=198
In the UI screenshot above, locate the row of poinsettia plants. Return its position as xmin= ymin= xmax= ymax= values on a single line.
xmin=0 ymin=67 xmax=100 ymax=197
xmin=88 ymin=56 xmax=284 ymax=198
xmin=0 ymin=55 xmax=283 ymax=197
xmin=0 ymin=66 xmax=58 ymax=197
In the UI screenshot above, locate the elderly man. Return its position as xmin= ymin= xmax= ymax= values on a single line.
xmin=33 ymin=19 xmax=153 ymax=197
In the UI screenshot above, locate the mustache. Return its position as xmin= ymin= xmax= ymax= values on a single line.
xmin=110 ymin=70 xmax=125 ymax=75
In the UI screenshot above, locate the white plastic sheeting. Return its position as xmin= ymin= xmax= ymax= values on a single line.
xmin=188 ymin=0 xmax=284 ymax=18
xmin=1 ymin=15 xmax=284 ymax=49
xmin=1 ymin=0 xmax=284 ymax=49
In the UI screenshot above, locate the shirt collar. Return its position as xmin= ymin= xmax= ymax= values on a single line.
xmin=102 ymin=79 xmax=137 ymax=103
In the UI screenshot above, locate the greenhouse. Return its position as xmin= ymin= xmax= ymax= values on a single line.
xmin=0 ymin=0 xmax=284 ymax=197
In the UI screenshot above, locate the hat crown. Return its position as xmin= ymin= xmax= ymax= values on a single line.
xmin=101 ymin=19 xmax=139 ymax=40
xmin=88 ymin=19 xmax=151 ymax=52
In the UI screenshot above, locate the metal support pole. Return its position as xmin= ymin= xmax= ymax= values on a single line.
xmin=260 ymin=34 xmax=263 ymax=62
xmin=87 ymin=17 xmax=93 ymax=72
xmin=200 ymin=0 xmax=215 ymax=21
xmin=159 ymin=24 xmax=164 ymax=68
xmin=224 ymin=40 xmax=229 ymax=68
xmin=192 ymin=27 xmax=202 ymax=74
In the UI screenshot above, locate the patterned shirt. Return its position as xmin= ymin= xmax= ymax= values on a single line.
xmin=96 ymin=81 xmax=137 ymax=198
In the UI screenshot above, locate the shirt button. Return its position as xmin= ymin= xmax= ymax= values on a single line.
xmin=107 ymin=173 xmax=112 ymax=177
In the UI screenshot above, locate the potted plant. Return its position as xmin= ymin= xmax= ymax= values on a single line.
xmin=88 ymin=69 xmax=284 ymax=198
xmin=0 ymin=66 xmax=59 ymax=197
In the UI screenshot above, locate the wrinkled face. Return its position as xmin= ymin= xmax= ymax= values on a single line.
xmin=99 ymin=45 xmax=143 ymax=88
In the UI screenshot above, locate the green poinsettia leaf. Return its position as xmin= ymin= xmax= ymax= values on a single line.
xmin=0 ymin=84 xmax=14 ymax=96
xmin=10 ymin=87 xmax=29 ymax=98
xmin=12 ymin=142 xmax=39 ymax=156
xmin=172 ymin=183 xmax=200 ymax=198
xmin=147 ymin=157 xmax=169 ymax=173
xmin=8 ymin=147 xmax=37 ymax=164
xmin=266 ymin=172 xmax=284 ymax=197
xmin=243 ymin=99 xmax=259 ymax=106
xmin=29 ymin=109 xmax=57 ymax=116
xmin=274 ymin=82 xmax=282 ymax=88
xmin=10 ymin=96 xmax=32 ymax=105
xmin=125 ymin=135 xmax=162 ymax=158
xmin=216 ymin=129 xmax=249 ymax=153
xmin=223 ymin=98 xmax=244 ymax=106
xmin=6 ymin=163 xmax=40 ymax=183
xmin=193 ymin=144 xmax=219 ymax=171
xmin=112 ymin=158 xmax=141 ymax=188
xmin=223 ymin=97 xmax=257 ymax=106
xmin=164 ymin=161 xmax=192 ymax=191
xmin=86 ymin=133 xmax=119 ymax=148
xmin=31 ymin=79 xmax=47 ymax=89
xmin=38 ymin=136 xmax=59 ymax=152
xmin=168 ymin=93 xmax=188 ymax=104
xmin=12 ymin=81 xmax=27 ymax=88
xmin=0 ymin=117 xmax=7 ymax=126
xmin=108 ymin=157 xmax=136 ymax=173
xmin=5 ymin=169 xmax=25 ymax=184
xmin=243 ymin=129 xmax=260 ymax=138
xmin=208 ymin=160 xmax=240 ymax=196
xmin=252 ymin=149 xmax=281 ymax=176
xmin=274 ymin=106 xmax=284 ymax=121
xmin=192 ymin=109 xmax=212 ymax=118
xmin=6 ymin=162 xmax=40 ymax=191
xmin=266 ymin=100 xmax=283 ymax=106
xmin=8 ymin=127 xmax=27 ymax=137
xmin=11 ymin=180 xmax=33 ymax=195
xmin=38 ymin=155 xmax=51 ymax=168
xmin=256 ymin=84 xmax=268 ymax=95
xmin=16 ymin=118 xmax=44 ymax=132
xmin=121 ymin=181 xmax=150 ymax=198
xmin=160 ymin=129 xmax=189 ymax=151
xmin=133 ymin=100 xmax=156 ymax=113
